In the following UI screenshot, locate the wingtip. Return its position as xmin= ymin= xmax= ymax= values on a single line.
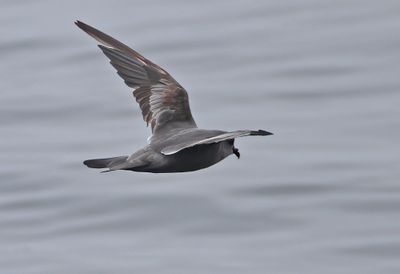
xmin=97 ymin=44 xmax=107 ymax=50
xmin=257 ymin=129 xmax=273 ymax=136
xmin=74 ymin=20 xmax=83 ymax=28
xmin=74 ymin=20 xmax=98 ymax=36
xmin=75 ymin=20 xmax=95 ymax=34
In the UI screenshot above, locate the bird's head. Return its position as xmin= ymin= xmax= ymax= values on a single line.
xmin=232 ymin=147 xmax=240 ymax=159
xmin=227 ymin=139 xmax=240 ymax=159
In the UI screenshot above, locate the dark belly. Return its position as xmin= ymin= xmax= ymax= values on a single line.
xmin=152 ymin=143 xmax=228 ymax=173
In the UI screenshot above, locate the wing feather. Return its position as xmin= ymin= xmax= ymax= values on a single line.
xmin=75 ymin=20 xmax=197 ymax=137
xmin=161 ymin=130 xmax=272 ymax=155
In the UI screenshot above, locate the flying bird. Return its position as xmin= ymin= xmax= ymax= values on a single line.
xmin=75 ymin=21 xmax=273 ymax=173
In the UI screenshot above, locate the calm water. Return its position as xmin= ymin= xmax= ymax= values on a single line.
xmin=1 ymin=0 xmax=400 ymax=273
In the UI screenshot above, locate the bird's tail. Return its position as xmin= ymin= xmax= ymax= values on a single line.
xmin=83 ymin=156 xmax=128 ymax=172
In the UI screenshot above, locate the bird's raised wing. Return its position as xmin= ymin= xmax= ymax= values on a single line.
xmin=161 ymin=130 xmax=272 ymax=155
xmin=75 ymin=21 xmax=197 ymax=137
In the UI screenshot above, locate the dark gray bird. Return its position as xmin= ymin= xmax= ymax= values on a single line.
xmin=76 ymin=21 xmax=272 ymax=173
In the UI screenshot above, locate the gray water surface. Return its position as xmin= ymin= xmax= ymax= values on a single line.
xmin=1 ymin=1 xmax=400 ymax=273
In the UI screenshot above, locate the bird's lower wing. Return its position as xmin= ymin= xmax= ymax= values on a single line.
xmin=161 ymin=129 xmax=272 ymax=155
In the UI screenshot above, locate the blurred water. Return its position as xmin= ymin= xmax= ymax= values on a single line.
xmin=1 ymin=0 xmax=400 ymax=273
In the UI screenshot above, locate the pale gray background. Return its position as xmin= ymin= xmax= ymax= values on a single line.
xmin=1 ymin=0 xmax=400 ymax=273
